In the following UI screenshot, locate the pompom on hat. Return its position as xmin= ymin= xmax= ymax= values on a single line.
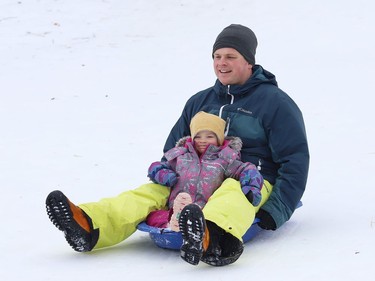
xmin=212 ymin=24 xmax=258 ymax=65
xmin=190 ymin=111 xmax=226 ymax=145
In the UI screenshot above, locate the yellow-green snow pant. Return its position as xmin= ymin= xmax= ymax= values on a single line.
xmin=79 ymin=183 xmax=170 ymax=249
xmin=203 ymin=178 xmax=273 ymax=241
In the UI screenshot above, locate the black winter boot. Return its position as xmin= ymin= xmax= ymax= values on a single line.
xmin=46 ymin=190 xmax=98 ymax=252
xmin=178 ymin=204 xmax=206 ymax=265
xmin=201 ymin=221 xmax=244 ymax=266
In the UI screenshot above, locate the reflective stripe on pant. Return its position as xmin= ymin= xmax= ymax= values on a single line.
xmin=79 ymin=183 xmax=169 ymax=249
xmin=202 ymin=178 xmax=273 ymax=241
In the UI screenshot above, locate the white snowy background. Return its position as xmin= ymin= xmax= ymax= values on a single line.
xmin=1 ymin=0 xmax=374 ymax=280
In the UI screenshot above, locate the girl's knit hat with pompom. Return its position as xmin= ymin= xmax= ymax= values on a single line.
xmin=190 ymin=111 xmax=226 ymax=145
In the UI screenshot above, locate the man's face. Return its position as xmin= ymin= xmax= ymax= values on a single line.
xmin=213 ymin=48 xmax=253 ymax=86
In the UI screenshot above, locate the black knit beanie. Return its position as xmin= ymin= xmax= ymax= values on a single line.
xmin=212 ymin=24 xmax=258 ymax=65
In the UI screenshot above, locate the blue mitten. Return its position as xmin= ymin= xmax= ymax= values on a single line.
xmin=239 ymin=168 xmax=263 ymax=207
xmin=148 ymin=161 xmax=177 ymax=187
xmin=241 ymin=185 xmax=259 ymax=206
xmin=148 ymin=162 xmax=166 ymax=179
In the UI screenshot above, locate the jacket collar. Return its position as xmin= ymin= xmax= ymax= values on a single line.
xmin=213 ymin=64 xmax=278 ymax=97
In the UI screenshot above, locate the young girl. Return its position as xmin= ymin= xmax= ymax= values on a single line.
xmin=146 ymin=111 xmax=263 ymax=234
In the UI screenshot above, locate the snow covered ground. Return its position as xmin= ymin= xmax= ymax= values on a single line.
xmin=1 ymin=0 xmax=374 ymax=280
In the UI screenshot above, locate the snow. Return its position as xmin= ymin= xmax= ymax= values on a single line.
xmin=1 ymin=0 xmax=374 ymax=280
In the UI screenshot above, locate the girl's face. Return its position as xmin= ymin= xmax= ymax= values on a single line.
xmin=193 ymin=130 xmax=219 ymax=154
xmin=213 ymin=47 xmax=253 ymax=85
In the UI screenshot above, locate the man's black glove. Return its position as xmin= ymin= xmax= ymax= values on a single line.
xmin=256 ymin=209 xmax=276 ymax=230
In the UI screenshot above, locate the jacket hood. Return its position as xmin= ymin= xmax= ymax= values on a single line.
xmin=175 ymin=135 xmax=243 ymax=153
xmin=213 ymin=64 xmax=278 ymax=96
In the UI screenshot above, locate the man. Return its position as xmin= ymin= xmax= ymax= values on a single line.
xmin=164 ymin=24 xmax=309 ymax=266
xmin=45 ymin=24 xmax=309 ymax=267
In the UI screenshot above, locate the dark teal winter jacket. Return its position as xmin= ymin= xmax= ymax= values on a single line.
xmin=163 ymin=65 xmax=309 ymax=229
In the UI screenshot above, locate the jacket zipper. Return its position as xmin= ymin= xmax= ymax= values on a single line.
xmin=219 ymin=85 xmax=234 ymax=137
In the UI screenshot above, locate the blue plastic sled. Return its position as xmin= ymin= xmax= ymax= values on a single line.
xmin=137 ymin=218 xmax=262 ymax=250
xmin=137 ymin=201 xmax=302 ymax=250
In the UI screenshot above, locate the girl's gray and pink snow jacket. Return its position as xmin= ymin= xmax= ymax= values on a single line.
xmin=148 ymin=136 xmax=263 ymax=209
